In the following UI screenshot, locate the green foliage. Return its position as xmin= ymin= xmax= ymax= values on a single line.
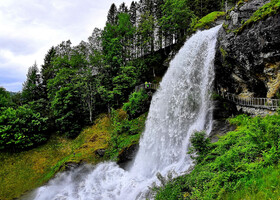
xmin=0 ymin=114 xmax=111 ymax=200
xmin=113 ymin=65 xmax=138 ymax=104
xmin=193 ymin=11 xmax=225 ymax=31
xmin=102 ymin=13 xmax=135 ymax=73
xmin=0 ymin=105 xmax=48 ymax=151
xmin=188 ymin=131 xmax=211 ymax=163
xmin=48 ymin=68 xmax=84 ymax=138
xmin=224 ymin=165 xmax=280 ymax=199
xmin=160 ymin=0 xmax=194 ymax=41
xmin=188 ymin=0 xmax=225 ymax=18
xmin=123 ymin=89 xmax=150 ymax=119
xmin=155 ymin=114 xmax=280 ymax=199
xmin=0 ymin=87 xmax=12 ymax=109
xmin=220 ymin=46 xmax=228 ymax=59
xmin=138 ymin=11 xmax=155 ymax=54
xmin=236 ymin=0 xmax=280 ymax=34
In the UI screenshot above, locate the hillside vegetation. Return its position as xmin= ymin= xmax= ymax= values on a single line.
xmin=0 ymin=108 xmax=147 ymax=200
xmin=155 ymin=113 xmax=280 ymax=200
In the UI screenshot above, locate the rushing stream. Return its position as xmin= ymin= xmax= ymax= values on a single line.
xmin=30 ymin=25 xmax=221 ymax=200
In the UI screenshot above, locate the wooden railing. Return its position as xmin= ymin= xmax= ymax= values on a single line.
xmin=218 ymin=91 xmax=280 ymax=110
xmin=135 ymin=83 xmax=159 ymax=92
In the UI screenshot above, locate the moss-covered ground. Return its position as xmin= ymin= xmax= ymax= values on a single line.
xmin=0 ymin=110 xmax=147 ymax=200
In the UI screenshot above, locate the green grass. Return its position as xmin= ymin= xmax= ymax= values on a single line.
xmin=224 ymin=165 xmax=280 ymax=200
xmin=193 ymin=11 xmax=225 ymax=31
xmin=0 ymin=136 xmax=71 ymax=200
xmin=236 ymin=0 xmax=280 ymax=34
xmin=155 ymin=113 xmax=280 ymax=200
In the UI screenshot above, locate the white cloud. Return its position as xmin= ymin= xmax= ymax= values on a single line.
xmin=0 ymin=0 xmax=133 ymax=92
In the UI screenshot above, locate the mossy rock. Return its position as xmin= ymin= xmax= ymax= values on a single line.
xmin=236 ymin=0 xmax=280 ymax=34
xmin=193 ymin=11 xmax=226 ymax=32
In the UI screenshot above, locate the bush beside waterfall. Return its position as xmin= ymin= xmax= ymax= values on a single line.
xmin=123 ymin=89 xmax=150 ymax=120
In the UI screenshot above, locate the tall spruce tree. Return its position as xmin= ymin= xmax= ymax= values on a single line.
xmin=107 ymin=3 xmax=118 ymax=25
xmin=41 ymin=47 xmax=56 ymax=99
xmin=129 ymin=1 xmax=137 ymax=25
xmin=22 ymin=62 xmax=41 ymax=103
xmin=119 ymin=2 xmax=128 ymax=13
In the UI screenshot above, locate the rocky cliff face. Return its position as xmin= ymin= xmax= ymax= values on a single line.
xmin=215 ymin=0 xmax=280 ymax=99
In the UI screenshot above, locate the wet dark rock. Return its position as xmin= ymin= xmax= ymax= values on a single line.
xmin=63 ymin=162 xmax=80 ymax=171
xmin=213 ymin=98 xmax=239 ymax=119
xmin=95 ymin=149 xmax=106 ymax=157
xmin=215 ymin=0 xmax=280 ymax=99
xmin=210 ymin=120 xmax=237 ymax=143
xmin=117 ymin=144 xmax=139 ymax=164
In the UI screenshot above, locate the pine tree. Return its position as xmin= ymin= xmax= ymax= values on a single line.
xmin=41 ymin=47 xmax=56 ymax=99
xmin=107 ymin=3 xmax=118 ymax=25
xmin=118 ymin=2 xmax=128 ymax=13
xmin=154 ymin=0 xmax=164 ymax=49
xmin=129 ymin=1 xmax=138 ymax=58
xmin=22 ymin=62 xmax=41 ymax=103
xmin=129 ymin=1 xmax=137 ymax=26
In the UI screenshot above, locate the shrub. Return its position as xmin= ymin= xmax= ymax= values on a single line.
xmin=123 ymin=89 xmax=150 ymax=119
xmin=0 ymin=105 xmax=48 ymax=151
xmin=189 ymin=131 xmax=211 ymax=163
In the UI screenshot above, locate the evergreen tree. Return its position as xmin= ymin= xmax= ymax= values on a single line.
xmin=129 ymin=1 xmax=137 ymax=26
xmin=41 ymin=47 xmax=56 ymax=99
xmin=137 ymin=11 xmax=155 ymax=55
xmin=107 ymin=3 xmax=118 ymax=25
xmin=118 ymin=2 xmax=128 ymax=13
xmin=154 ymin=0 xmax=164 ymax=49
xmin=160 ymin=0 xmax=194 ymax=44
xmin=22 ymin=62 xmax=41 ymax=103
xmin=129 ymin=1 xmax=138 ymax=58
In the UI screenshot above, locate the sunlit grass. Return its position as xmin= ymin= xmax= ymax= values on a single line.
xmin=224 ymin=165 xmax=280 ymax=200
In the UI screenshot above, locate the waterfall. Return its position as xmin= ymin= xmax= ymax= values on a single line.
xmin=31 ymin=25 xmax=221 ymax=200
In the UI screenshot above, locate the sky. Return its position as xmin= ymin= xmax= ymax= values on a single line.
xmin=0 ymin=0 xmax=133 ymax=92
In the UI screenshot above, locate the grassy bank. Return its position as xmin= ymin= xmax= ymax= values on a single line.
xmin=0 ymin=110 xmax=147 ymax=200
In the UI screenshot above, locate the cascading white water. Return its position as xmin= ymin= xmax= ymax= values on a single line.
xmin=32 ymin=25 xmax=221 ymax=200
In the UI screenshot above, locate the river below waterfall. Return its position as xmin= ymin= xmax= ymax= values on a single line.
xmin=26 ymin=25 xmax=221 ymax=200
